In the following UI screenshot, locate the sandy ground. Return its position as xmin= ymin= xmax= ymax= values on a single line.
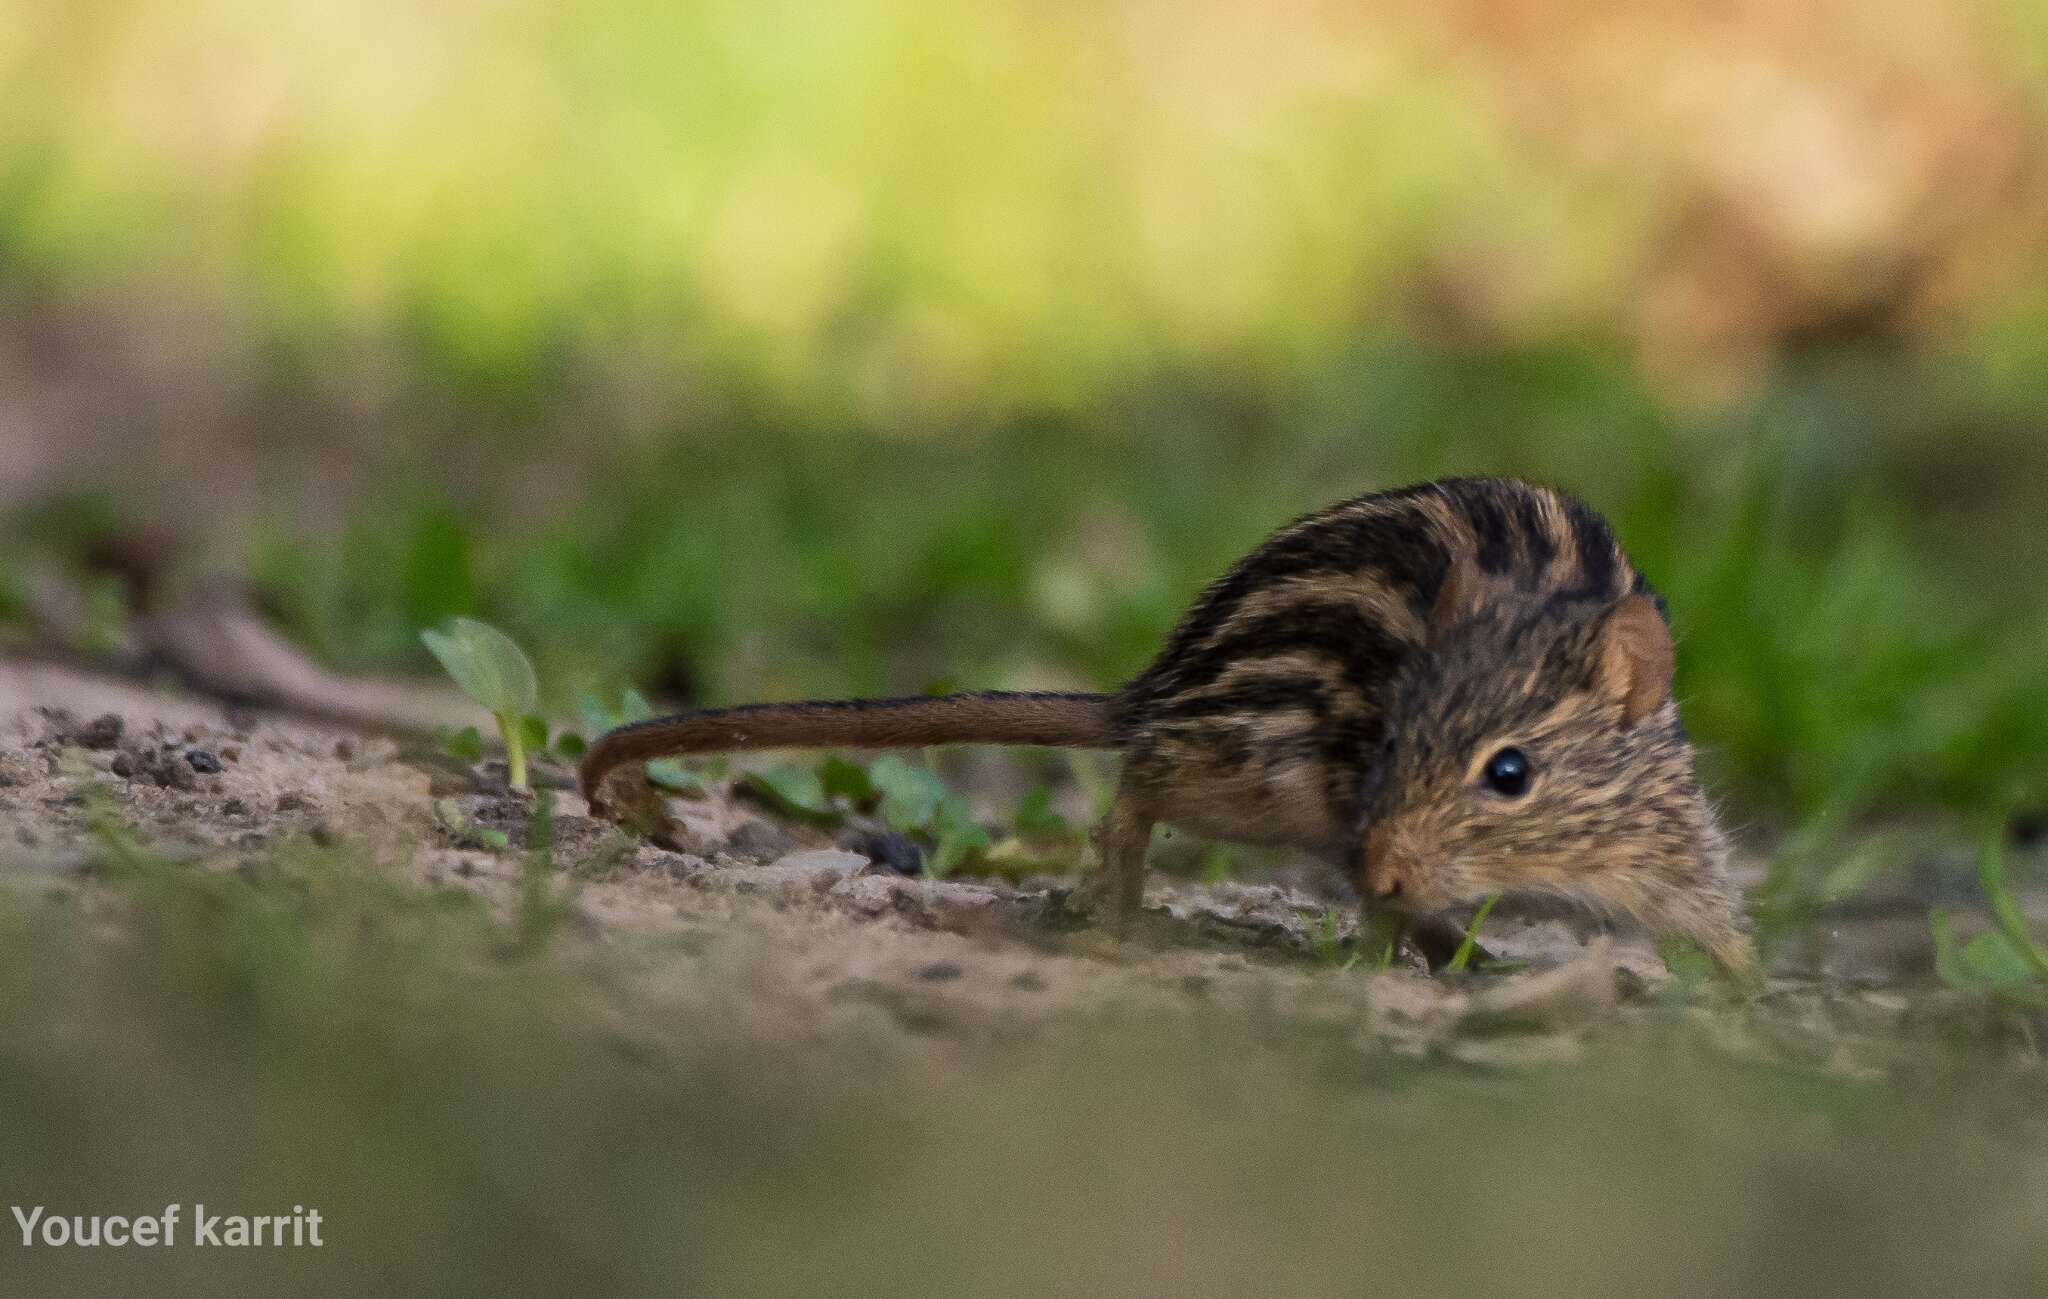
xmin=0 ymin=657 xmax=2036 ymax=1078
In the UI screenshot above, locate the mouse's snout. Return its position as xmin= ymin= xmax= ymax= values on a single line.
xmin=1362 ymin=821 xmax=1437 ymax=903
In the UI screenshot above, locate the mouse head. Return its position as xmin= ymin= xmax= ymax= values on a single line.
xmin=1358 ymin=556 xmax=1741 ymax=960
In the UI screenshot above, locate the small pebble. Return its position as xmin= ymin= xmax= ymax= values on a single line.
xmin=0 ymin=752 xmax=36 ymax=787
xmin=149 ymin=755 xmax=197 ymax=791
xmin=77 ymin=714 xmax=124 ymax=750
xmin=185 ymin=749 xmax=223 ymax=774
xmin=724 ymin=820 xmax=794 ymax=862
xmin=848 ymin=829 xmax=923 ymax=876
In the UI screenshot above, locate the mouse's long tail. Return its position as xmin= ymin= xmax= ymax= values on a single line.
xmin=578 ymin=690 xmax=1117 ymax=805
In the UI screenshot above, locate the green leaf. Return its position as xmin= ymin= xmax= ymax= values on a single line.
xmin=870 ymin=755 xmax=947 ymax=832
xmin=1659 ymin=938 xmax=1716 ymax=986
xmin=923 ymin=788 xmax=991 ymax=878
xmin=928 ymin=794 xmax=990 ymax=878
xmin=420 ymin=618 xmax=537 ymax=717
xmin=552 ymin=732 xmax=587 ymax=761
xmin=1930 ymin=912 xmax=2048 ymax=1006
xmin=519 ymin=713 xmax=549 ymax=754
xmin=1198 ymin=846 xmax=1233 ymax=884
xmin=577 ymin=692 xmax=621 ymax=737
xmin=620 ymin=688 xmax=657 ymax=724
xmin=1013 ymin=785 xmax=1070 ymax=837
xmin=439 ymin=725 xmax=484 ymax=764
xmin=820 ymin=756 xmax=875 ymax=802
xmin=1961 ymin=931 xmax=2038 ymax=988
xmin=742 ymin=765 xmax=838 ymax=821
xmin=1977 ymin=820 xmax=2048 ymax=980
xmin=645 ymin=758 xmax=703 ymax=793
xmin=1930 ymin=908 xmax=1979 ymax=991
xmin=1447 ymin=894 xmax=1500 ymax=973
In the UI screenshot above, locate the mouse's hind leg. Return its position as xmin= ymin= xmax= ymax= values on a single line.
xmin=1067 ymin=778 xmax=1155 ymax=925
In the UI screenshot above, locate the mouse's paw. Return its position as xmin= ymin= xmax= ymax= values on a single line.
xmin=1047 ymin=868 xmax=1111 ymax=925
xmin=1045 ymin=858 xmax=1152 ymax=933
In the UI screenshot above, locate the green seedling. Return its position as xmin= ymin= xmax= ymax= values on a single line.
xmin=740 ymin=765 xmax=838 ymax=822
xmin=869 ymin=755 xmax=990 ymax=877
xmin=1930 ymin=818 xmax=2048 ymax=1008
xmin=820 ymin=756 xmax=875 ymax=802
xmin=1309 ymin=908 xmax=1345 ymax=967
xmin=438 ymin=725 xmax=485 ymax=764
xmin=511 ymin=789 xmax=574 ymax=956
xmin=421 ymin=617 xmax=543 ymax=791
xmin=1445 ymin=894 xmax=1500 ymax=974
xmin=1012 ymin=785 xmax=1070 ymax=838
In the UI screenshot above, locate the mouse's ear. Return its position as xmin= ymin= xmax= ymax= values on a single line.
xmin=1426 ymin=552 xmax=1483 ymax=646
xmin=1597 ymin=594 xmax=1675 ymax=728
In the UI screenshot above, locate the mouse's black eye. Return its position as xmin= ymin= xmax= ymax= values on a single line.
xmin=1482 ymin=747 xmax=1532 ymax=799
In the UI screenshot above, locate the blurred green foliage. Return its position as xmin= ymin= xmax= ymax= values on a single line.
xmin=3 ymin=0 xmax=2047 ymax=886
xmin=0 ymin=0 xmax=1551 ymax=413
xmin=242 ymin=344 xmax=2048 ymax=847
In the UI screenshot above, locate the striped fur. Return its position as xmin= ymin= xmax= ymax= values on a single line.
xmin=1109 ymin=478 xmax=1643 ymax=856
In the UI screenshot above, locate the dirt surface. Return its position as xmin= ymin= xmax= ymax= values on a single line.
xmin=0 ymin=658 xmax=2037 ymax=1079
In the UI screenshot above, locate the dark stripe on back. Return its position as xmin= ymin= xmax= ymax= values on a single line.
xmin=1501 ymin=484 xmax=1558 ymax=572
xmin=1458 ymin=483 xmax=1516 ymax=575
xmin=1151 ymin=597 xmax=1409 ymax=703
xmin=1124 ymin=494 xmax=1448 ymax=704
xmin=1561 ymin=495 xmax=1619 ymax=596
xmin=1146 ymin=670 xmax=1352 ymax=722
